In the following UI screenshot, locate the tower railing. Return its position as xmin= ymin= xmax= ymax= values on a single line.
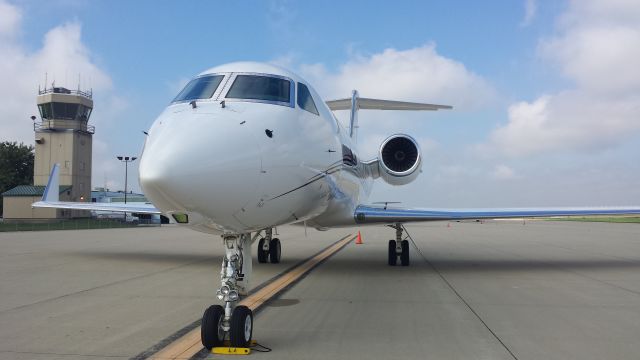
xmin=38 ymin=87 xmax=93 ymax=99
xmin=34 ymin=120 xmax=95 ymax=134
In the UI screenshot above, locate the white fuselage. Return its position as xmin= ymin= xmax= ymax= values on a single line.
xmin=139 ymin=63 xmax=373 ymax=235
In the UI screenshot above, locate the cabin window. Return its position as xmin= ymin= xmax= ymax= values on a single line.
xmin=226 ymin=75 xmax=291 ymax=104
xmin=297 ymin=83 xmax=319 ymax=115
xmin=172 ymin=75 xmax=224 ymax=103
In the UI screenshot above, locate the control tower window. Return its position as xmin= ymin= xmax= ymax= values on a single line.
xmin=39 ymin=103 xmax=91 ymax=121
xmin=53 ymin=103 xmax=80 ymax=120
xmin=38 ymin=103 xmax=53 ymax=119
xmin=297 ymin=83 xmax=319 ymax=115
xmin=226 ymin=75 xmax=291 ymax=104
xmin=78 ymin=106 xmax=92 ymax=121
xmin=173 ymin=75 xmax=224 ymax=103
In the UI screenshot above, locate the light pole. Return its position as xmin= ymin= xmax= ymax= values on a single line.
xmin=116 ymin=156 xmax=137 ymax=205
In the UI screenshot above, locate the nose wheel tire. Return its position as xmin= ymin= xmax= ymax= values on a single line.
xmin=400 ymin=239 xmax=410 ymax=266
xmin=388 ymin=240 xmax=397 ymax=266
xmin=257 ymin=238 xmax=268 ymax=263
xmin=201 ymin=305 xmax=225 ymax=350
xmin=269 ymin=238 xmax=281 ymax=263
xmin=230 ymin=305 xmax=253 ymax=347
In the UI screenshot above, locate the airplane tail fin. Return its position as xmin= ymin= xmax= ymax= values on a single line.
xmin=42 ymin=164 xmax=60 ymax=202
xmin=325 ymin=91 xmax=452 ymax=141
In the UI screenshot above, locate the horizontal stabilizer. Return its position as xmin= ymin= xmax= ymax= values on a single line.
xmin=326 ymin=98 xmax=452 ymax=111
xmin=32 ymin=200 xmax=161 ymax=214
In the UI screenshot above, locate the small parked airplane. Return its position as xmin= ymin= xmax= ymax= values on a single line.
xmin=33 ymin=62 xmax=640 ymax=349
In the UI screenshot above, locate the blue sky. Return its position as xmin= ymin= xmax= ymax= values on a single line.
xmin=2 ymin=0 xmax=639 ymax=207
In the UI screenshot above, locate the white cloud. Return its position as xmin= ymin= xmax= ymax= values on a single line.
xmin=299 ymin=43 xmax=494 ymax=109
xmin=489 ymin=0 xmax=640 ymax=157
xmin=490 ymin=91 xmax=640 ymax=157
xmin=0 ymin=1 xmax=131 ymax=191
xmin=520 ymin=0 xmax=537 ymax=27
xmin=91 ymin=138 xmax=123 ymax=191
xmin=0 ymin=16 xmax=112 ymax=144
xmin=491 ymin=164 xmax=518 ymax=180
xmin=0 ymin=0 xmax=21 ymax=38
xmin=540 ymin=26 xmax=640 ymax=94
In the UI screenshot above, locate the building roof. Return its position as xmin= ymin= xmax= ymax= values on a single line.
xmin=2 ymin=185 xmax=72 ymax=197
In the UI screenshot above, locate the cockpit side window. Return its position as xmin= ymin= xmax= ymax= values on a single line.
xmin=172 ymin=75 xmax=224 ymax=103
xmin=297 ymin=83 xmax=319 ymax=115
xmin=226 ymin=75 xmax=291 ymax=104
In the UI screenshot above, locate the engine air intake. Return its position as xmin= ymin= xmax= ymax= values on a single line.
xmin=381 ymin=136 xmax=419 ymax=172
xmin=376 ymin=134 xmax=422 ymax=186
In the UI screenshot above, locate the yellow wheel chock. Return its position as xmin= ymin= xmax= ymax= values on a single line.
xmin=212 ymin=347 xmax=250 ymax=355
xmin=212 ymin=340 xmax=258 ymax=355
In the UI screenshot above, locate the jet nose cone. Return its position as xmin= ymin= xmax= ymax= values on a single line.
xmin=139 ymin=113 xmax=262 ymax=220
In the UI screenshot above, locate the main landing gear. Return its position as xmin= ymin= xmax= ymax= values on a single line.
xmin=257 ymin=228 xmax=281 ymax=264
xmin=201 ymin=233 xmax=254 ymax=350
xmin=388 ymin=223 xmax=410 ymax=266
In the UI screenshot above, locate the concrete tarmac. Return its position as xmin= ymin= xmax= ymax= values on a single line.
xmin=202 ymin=221 xmax=640 ymax=360
xmin=1 ymin=221 xmax=640 ymax=360
xmin=0 ymin=225 xmax=350 ymax=359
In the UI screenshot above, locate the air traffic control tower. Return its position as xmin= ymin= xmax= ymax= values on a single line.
xmin=33 ymin=86 xmax=94 ymax=218
xmin=2 ymin=86 xmax=95 ymax=221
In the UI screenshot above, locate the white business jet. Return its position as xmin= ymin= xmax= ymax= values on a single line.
xmin=33 ymin=62 xmax=640 ymax=349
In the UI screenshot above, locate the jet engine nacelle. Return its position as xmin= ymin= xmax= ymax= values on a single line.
xmin=377 ymin=134 xmax=422 ymax=186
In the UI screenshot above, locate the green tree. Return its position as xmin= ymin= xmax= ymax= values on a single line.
xmin=0 ymin=142 xmax=34 ymax=216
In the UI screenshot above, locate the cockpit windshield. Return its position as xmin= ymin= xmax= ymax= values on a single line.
xmin=172 ymin=75 xmax=224 ymax=103
xmin=225 ymin=75 xmax=291 ymax=104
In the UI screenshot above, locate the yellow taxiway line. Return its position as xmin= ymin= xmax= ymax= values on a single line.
xmin=148 ymin=234 xmax=355 ymax=360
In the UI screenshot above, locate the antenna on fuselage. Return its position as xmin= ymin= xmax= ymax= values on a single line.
xmin=373 ymin=201 xmax=401 ymax=210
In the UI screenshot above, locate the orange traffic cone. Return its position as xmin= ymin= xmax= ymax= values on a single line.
xmin=355 ymin=231 xmax=363 ymax=244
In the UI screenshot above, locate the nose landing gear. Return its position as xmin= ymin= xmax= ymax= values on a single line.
xmin=257 ymin=228 xmax=281 ymax=264
xmin=387 ymin=223 xmax=410 ymax=266
xmin=201 ymin=233 xmax=254 ymax=350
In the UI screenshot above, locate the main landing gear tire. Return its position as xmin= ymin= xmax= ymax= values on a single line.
xmin=230 ymin=305 xmax=253 ymax=347
xmin=269 ymin=238 xmax=281 ymax=263
xmin=257 ymin=238 xmax=268 ymax=263
xmin=388 ymin=240 xmax=410 ymax=266
xmin=201 ymin=305 xmax=225 ymax=350
xmin=400 ymin=240 xmax=410 ymax=266
xmin=388 ymin=240 xmax=397 ymax=266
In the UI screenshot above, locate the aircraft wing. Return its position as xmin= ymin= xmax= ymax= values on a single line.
xmin=354 ymin=205 xmax=640 ymax=224
xmin=32 ymin=200 xmax=161 ymax=214
xmin=326 ymin=98 xmax=452 ymax=111
xmin=31 ymin=164 xmax=162 ymax=215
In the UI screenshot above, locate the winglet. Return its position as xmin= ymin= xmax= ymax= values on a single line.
xmin=42 ymin=164 xmax=60 ymax=202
